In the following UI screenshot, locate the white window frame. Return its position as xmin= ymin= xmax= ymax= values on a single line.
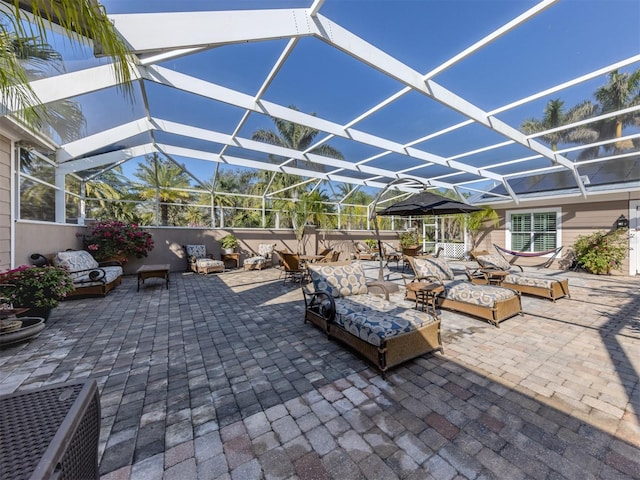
xmin=505 ymin=207 xmax=562 ymax=255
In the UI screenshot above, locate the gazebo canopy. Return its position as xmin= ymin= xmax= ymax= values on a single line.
xmin=5 ymin=0 xmax=640 ymax=207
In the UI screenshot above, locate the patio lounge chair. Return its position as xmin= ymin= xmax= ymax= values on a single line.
xmin=406 ymin=255 xmax=522 ymax=327
xmin=184 ymin=244 xmax=224 ymax=274
xmin=468 ymin=251 xmax=570 ymax=302
xmin=304 ymin=261 xmax=442 ymax=373
xmin=353 ymin=241 xmax=377 ymax=260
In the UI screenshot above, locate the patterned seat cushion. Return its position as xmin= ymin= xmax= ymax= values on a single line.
xmin=195 ymin=258 xmax=224 ymax=268
xmin=185 ymin=244 xmax=208 ymax=258
xmin=54 ymin=250 xmax=100 ymax=273
xmin=411 ymin=257 xmax=455 ymax=281
xmin=334 ymin=295 xmax=436 ymax=347
xmin=308 ymin=263 xmax=369 ymax=298
xmin=443 ymin=280 xmax=516 ymax=307
xmin=258 ymin=244 xmax=274 ymax=258
xmin=475 ymin=254 xmax=512 ymax=271
xmin=244 ymin=256 xmax=265 ymax=265
xmin=504 ymin=274 xmax=562 ymax=289
xmin=53 ymin=250 xmax=122 ymax=285
xmin=72 ymin=266 xmax=123 ymax=286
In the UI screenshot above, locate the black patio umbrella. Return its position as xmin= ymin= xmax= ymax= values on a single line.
xmin=371 ymin=190 xmax=482 ymax=282
xmin=376 ymin=191 xmax=482 ymax=217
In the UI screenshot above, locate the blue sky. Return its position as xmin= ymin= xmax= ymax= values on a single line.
xmin=48 ymin=1 xmax=640 ymax=195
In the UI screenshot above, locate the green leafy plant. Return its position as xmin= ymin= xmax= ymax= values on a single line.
xmin=573 ymin=228 xmax=628 ymax=274
xmin=80 ymin=220 xmax=154 ymax=262
xmin=0 ymin=265 xmax=75 ymax=308
xmin=465 ymin=206 xmax=500 ymax=250
xmin=364 ymin=238 xmax=378 ymax=250
xmin=220 ymin=234 xmax=239 ymax=250
xmin=398 ymin=230 xmax=419 ymax=248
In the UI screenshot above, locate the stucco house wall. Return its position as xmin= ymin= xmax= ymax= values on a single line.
xmin=476 ymin=193 xmax=639 ymax=276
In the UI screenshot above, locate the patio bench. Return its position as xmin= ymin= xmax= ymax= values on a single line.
xmin=303 ymin=261 xmax=443 ymax=373
xmin=51 ymin=250 xmax=123 ymax=298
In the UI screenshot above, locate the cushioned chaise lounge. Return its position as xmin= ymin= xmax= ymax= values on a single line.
xmin=469 ymin=252 xmax=570 ymax=302
xmin=407 ymin=256 xmax=522 ymax=327
xmin=304 ymin=262 xmax=442 ymax=373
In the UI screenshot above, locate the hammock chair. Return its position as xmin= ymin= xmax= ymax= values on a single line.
xmin=493 ymin=244 xmax=563 ymax=269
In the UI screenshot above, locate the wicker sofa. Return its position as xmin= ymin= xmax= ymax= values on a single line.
xmin=52 ymin=250 xmax=123 ymax=298
xmin=303 ymin=262 xmax=443 ymax=373
xmin=406 ymin=256 xmax=522 ymax=327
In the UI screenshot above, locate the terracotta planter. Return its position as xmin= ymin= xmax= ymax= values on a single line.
xmin=101 ymin=255 xmax=127 ymax=264
xmin=402 ymin=246 xmax=420 ymax=256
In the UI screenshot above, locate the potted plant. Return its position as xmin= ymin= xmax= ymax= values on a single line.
xmin=220 ymin=234 xmax=239 ymax=254
xmin=364 ymin=238 xmax=378 ymax=251
xmin=0 ymin=265 xmax=76 ymax=321
xmin=80 ymin=220 xmax=154 ymax=263
xmin=399 ymin=230 xmax=419 ymax=249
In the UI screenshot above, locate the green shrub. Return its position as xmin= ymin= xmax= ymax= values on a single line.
xmin=573 ymin=228 xmax=628 ymax=274
xmin=364 ymin=238 xmax=378 ymax=250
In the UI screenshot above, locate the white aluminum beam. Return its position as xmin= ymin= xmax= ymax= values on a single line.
xmin=109 ymin=9 xmax=314 ymax=54
xmin=140 ymin=66 xmax=504 ymax=183
xmin=57 ymin=144 xmax=155 ymax=174
xmin=57 ymin=117 xmax=152 ymax=161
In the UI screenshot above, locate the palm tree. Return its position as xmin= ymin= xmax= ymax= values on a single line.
xmin=337 ymin=184 xmax=372 ymax=230
xmin=521 ymin=99 xmax=597 ymax=151
xmin=252 ymin=106 xmax=345 ymax=224
xmin=1 ymin=1 xmax=133 ymax=130
xmin=252 ymin=106 xmax=344 ymax=168
xmin=4 ymin=32 xmax=86 ymax=142
xmin=133 ymin=154 xmax=193 ymax=226
xmin=592 ymin=69 xmax=640 ymax=151
xmin=290 ymin=190 xmax=334 ymax=253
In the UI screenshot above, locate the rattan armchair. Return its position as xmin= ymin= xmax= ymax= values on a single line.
xmin=277 ymin=251 xmax=307 ymax=285
xmin=184 ymin=244 xmax=224 ymax=274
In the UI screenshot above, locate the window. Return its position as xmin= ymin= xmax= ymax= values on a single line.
xmin=507 ymin=208 xmax=560 ymax=253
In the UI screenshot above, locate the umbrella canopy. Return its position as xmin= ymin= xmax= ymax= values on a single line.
xmin=376 ymin=191 xmax=482 ymax=216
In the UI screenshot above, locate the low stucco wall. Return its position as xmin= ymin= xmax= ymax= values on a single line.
xmin=14 ymin=222 xmax=404 ymax=274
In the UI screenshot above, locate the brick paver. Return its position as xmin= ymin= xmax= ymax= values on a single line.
xmin=0 ymin=261 xmax=638 ymax=479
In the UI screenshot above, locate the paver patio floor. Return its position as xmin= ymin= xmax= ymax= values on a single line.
xmin=1 ymin=261 xmax=639 ymax=479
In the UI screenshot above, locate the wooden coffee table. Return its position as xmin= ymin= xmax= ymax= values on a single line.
xmin=137 ymin=264 xmax=170 ymax=291
xmin=406 ymin=281 xmax=444 ymax=320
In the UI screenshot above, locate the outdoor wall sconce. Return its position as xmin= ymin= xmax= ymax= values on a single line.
xmin=616 ymin=214 xmax=628 ymax=229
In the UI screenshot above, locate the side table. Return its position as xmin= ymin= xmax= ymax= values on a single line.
xmin=405 ymin=281 xmax=444 ymax=320
xmin=221 ymin=252 xmax=240 ymax=269
xmin=136 ymin=264 xmax=170 ymax=291
xmin=483 ymin=269 xmax=509 ymax=286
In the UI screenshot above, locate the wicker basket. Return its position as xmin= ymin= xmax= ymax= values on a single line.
xmin=0 ymin=380 xmax=101 ymax=480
